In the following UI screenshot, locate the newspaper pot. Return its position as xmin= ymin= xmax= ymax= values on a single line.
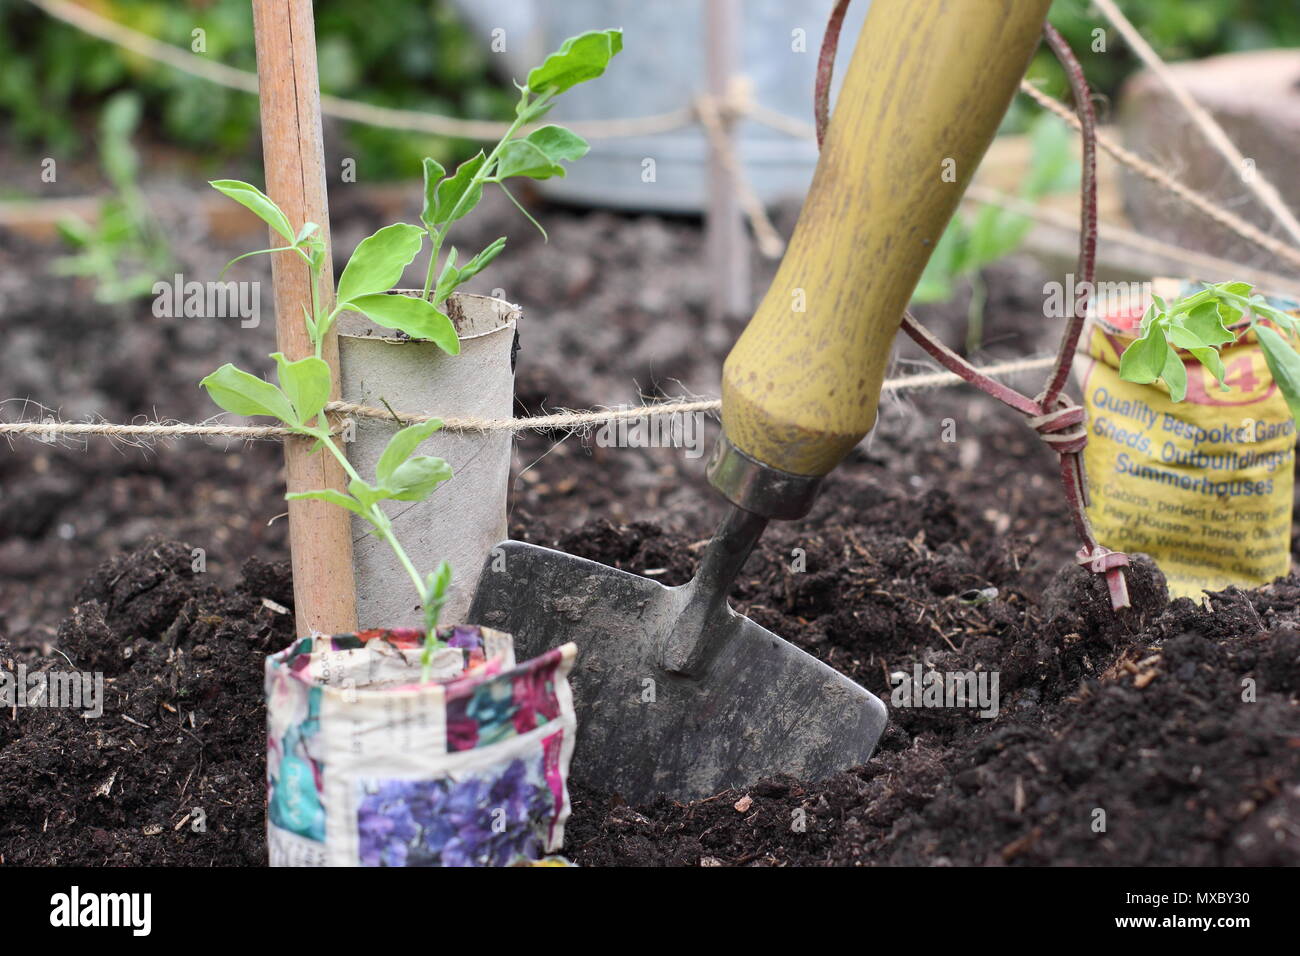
xmin=338 ymin=291 xmax=519 ymax=627
xmin=265 ymin=625 xmax=578 ymax=867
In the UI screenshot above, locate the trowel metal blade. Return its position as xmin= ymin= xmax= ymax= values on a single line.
xmin=467 ymin=540 xmax=888 ymax=803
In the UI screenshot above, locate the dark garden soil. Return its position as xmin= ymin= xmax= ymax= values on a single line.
xmin=0 ymin=543 xmax=294 ymax=865
xmin=0 ymin=180 xmax=1297 ymax=866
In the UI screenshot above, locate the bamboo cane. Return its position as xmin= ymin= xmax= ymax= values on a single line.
xmin=251 ymin=0 xmax=357 ymax=636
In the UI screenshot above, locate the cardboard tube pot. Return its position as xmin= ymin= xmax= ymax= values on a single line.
xmin=338 ymin=291 xmax=519 ymax=626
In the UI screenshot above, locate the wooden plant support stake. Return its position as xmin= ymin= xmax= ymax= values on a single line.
xmin=251 ymin=0 xmax=358 ymax=636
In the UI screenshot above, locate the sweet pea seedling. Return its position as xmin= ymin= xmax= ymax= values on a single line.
xmin=198 ymin=30 xmax=622 ymax=677
xmin=199 ymin=193 xmax=457 ymax=677
xmin=1117 ymin=281 xmax=1300 ymax=421
xmin=418 ymin=28 xmax=621 ymax=302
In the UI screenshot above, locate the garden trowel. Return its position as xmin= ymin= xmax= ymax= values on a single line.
xmin=467 ymin=0 xmax=1052 ymax=802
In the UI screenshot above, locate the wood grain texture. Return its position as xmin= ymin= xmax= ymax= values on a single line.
xmin=252 ymin=0 xmax=357 ymax=635
xmin=721 ymin=0 xmax=1052 ymax=475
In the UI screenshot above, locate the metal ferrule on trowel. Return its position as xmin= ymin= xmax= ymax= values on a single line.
xmin=659 ymin=436 xmax=823 ymax=677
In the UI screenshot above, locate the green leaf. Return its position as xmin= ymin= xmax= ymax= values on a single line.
xmin=1137 ymin=302 xmax=1158 ymax=334
xmin=1215 ymin=281 xmax=1253 ymax=298
xmin=527 ymin=29 xmax=623 ymax=95
xmin=55 ymin=216 xmax=93 ymax=248
xmin=304 ymin=235 xmax=327 ymax=272
xmin=210 ymin=180 xmax=294 ymax=242
xmin=349 ymin=294 xmax=461 ymax=355
xmin=966 ymin=205 xmax=1030 ymax=269
xmin=495 ymin=140 xmax=565 ymax=180
xmin=1216 ymin=298 xmax=1246 ymax=329
xmin=336 ymin=223 xmax=424 ymax=303
xmin=1118 ymin=323 xmax=1168 ymax=385
xmin=515 ymin=95 xmax=556 ymax=124
xmin=1167 ymin=326 xmax=1226 ymax=386
xmin=385 ymin=456 xmax=453 ymax=501
xmin=420 ymin=157 xmax=447 ymax=227
xmin=376 ymin=418 xmax=445 ymax=484
xmin=286 ymin=489 xmax=369 ymax=520
xmin=1161 ymin=343 xmax=1188 ymax=402
xmin=100 ymin=92 xmax=142 ymax=187
xmin=301 ymin=304 xmax=318 ymax=343
xmin=101 ymin=90 xmax=142 ymax=140
xmin=1255 ymin=325 xmax=1300 ymax=422
xmin=427 ymin=152 xmax=486 ymax=227
xmin=458 ymin=237 xmax=507 ymax=284
xmin=525 ymin=125 xmax=590 ymax=163
xmin=200 ymin=363 xmax=298 ymax=424
xmin=271 ymin=352 xmax=332 ymax=424
xmin=422 ymin=559 xmax=454 ymax=636
xmin=1180 ymin=300 xmax=1236 ymax=347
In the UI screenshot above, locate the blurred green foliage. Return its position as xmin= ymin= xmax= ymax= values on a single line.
xmin=913 ymin=114 xmax=1079 ymax=351
xmin=4 ymin=0 xmax=1297 ymax=184
xmin=53 ymin=91 xmax=173 ymax=302
xmin=0 ymin=0 xmax=510 ymax=181
xmin=914 ymin=116 xmax=1079 ymax=305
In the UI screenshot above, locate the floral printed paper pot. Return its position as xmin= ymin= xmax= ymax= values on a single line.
xmin=265 ymin=625 xmax=577 ymax=867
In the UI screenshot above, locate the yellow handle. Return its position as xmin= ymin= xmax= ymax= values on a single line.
xmin=721 ymin=0 xmax=1051 ymax=476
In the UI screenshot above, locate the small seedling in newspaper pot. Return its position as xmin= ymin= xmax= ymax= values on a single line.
xmin=1074 ymin=278 xmax=1300 ymax=598
xmin=195 ymin=29 xmax=622 ymax=866
xmin=198 ymin=198 xmax=580 ymax=865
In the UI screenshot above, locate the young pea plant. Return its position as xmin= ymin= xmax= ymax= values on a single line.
xmin=197 ymin=29 xmax=622 ymax=679
xmin=418 ymin=28 xmax=623 ymax=305
xmin=1118 ymin=281 xmax=1300 ymax=421
xmin=198 ymin=181 xmax=458 ymax=678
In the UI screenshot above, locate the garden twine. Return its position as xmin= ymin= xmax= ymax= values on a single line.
xmin=0 ymin=355 xmax=1057 ymax=443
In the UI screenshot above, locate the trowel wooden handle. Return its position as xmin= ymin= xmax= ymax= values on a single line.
xmin=720 ymin=0 xmax=1051 ymax=476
